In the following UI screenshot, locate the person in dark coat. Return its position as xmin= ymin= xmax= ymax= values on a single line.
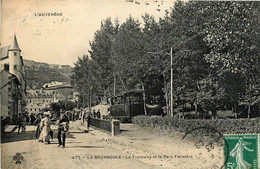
xmin=16 ymin=115 xmax=24 ymax=134
xmin=30 ymin=114 xmax=36 ymax=125
xmin=93 ymin=110 xmax=96 ymax=118
xmin=97 ymin=109 xmax=101 ymax=119
xmin=85 ymin=114 xmax=91 ymax=131
xmin=25 ymin=114 xmax=30 ymax=124
xmin=57 ymin=114 xmax=69 ymax=148
xmin=34 ymin=114 xmax=42 ymax=138
xmin=63 ymin=113 xmax=69 ymax=123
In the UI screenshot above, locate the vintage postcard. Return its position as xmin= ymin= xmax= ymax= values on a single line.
xmin=1 ymin=0 xmax=259 ymax=168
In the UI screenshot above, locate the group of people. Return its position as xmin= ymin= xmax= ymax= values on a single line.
xmin=36 ymin=111 xmax=69 ymax=148
xmin=12 ymin=113 xmax=41 ymax=134
xmin=14 ymin=109 xmax=95 ymax=147
xmin=93 ymin=109 xmax=101 ymax=119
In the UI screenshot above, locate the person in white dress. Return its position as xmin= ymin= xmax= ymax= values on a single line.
xmin=38 ymin=111 xmax=51 ymax=144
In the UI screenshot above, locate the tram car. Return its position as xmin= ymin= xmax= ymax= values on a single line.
xmin=110 ymin=91 xmax=163 ymax=121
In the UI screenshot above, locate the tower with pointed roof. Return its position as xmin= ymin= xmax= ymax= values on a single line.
xmin=8 ymin=34 xmax=22 ymax=77
xmin=0 ymin=34 xmax=26 ymax=119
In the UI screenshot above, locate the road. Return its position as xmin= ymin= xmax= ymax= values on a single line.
xmin=2 ymin=121 xmax=245 ymax=169
xmin=1 ymin=123 xmax=157 ymax=169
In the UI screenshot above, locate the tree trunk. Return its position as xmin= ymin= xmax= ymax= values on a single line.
xmin=182 ymin=100 xmax=185 ymax=119
xmin=233 ymin=102 xmax=237 ymax=118
xmin=113 ymin=73 xmax=116 ymax=96
xmin=142 ymin=82 xmax=147 ymax=116
xmin=248 ymin=105 xmax=251 ymax=118
xmin=248 ymin=84 xmax=252 ymax=118
xmin=194 ymin=95 xmax=198 ymax=118
xmin=212 ymin=109 xmax=217 ymax=119
xmin=82 ymin=96 xmax=86 ymax=108
xmin=89 ymin=93 xmax=92 ymax=111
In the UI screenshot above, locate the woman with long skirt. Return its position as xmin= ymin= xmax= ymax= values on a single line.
xmin=38 ymin=111 xmax=51 ymax=144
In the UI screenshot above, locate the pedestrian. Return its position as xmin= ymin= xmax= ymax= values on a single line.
xmin=93 ymin=109 xmax=96 ymax=118
xmin=57 ymin=114 xmax=69 ymax=148
xmin=82 ymin=111 xmax=86 ymax=125
xmin=34 ymin=114 xmax=42 ymax=139
xmin=38 ymin=111 xmax=51 ymax=144
xmin=63 ymin=113 xmax=69 ymax=123
xmin=85 ymin=113 xmax=91 ymax=131
xmin=25 ymin=114 xmax=30 ymax=124
xmin=16 ymin=114 xmax=23 ymax=134
xmin=30 ymin=113 xmax=36 ymax=125
xmin=97 ymin=109 xmax=101 ymax=119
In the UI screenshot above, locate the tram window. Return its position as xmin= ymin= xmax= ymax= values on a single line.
xmin=118 ymin=97 xmax=121 ymax=104
xmin=130 ymin=95 xmax=141 ymax=104
xmin=119 ymin=96 xmax=124 ymax=104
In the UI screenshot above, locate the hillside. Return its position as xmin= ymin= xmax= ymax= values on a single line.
xmin=24 ymin=59 xmax=73 ymax=89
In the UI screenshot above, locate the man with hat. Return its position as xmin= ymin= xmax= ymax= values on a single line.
xmin=57 ymin=113 xmax=69 ymax=148
xmin=38 ymin=111 xmax=51 ymax=144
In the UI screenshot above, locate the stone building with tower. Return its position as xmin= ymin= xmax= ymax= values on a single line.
xmin=0 ymin=35 xmax=26 ymax=119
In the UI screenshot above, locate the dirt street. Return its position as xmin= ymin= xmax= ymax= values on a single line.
xmin=3 ymin=121 xmax=257 ymax=169
xmin=1 ymin=122 xmax=157 ymax=169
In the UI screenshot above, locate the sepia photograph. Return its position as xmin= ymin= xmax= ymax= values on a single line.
xmin=0 ymin=0 xmax=259 ymax=168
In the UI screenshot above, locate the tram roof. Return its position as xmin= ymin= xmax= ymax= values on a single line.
xmin=112 ymin=90 xmax=144 ymax=97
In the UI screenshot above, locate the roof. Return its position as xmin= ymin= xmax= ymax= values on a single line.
xmin=111 ymin=90 xmax=144 ymax=98
xmin=0 ymin=69 xmax=20 ymax=88
xmin=9 ymin=35 xmax=21 ymax=51
xmin=0 ymin=45 xmax=10 ymax=60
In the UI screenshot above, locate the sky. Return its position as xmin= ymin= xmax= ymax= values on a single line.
xmin=1 ymin=0 xmax=176 ymax=66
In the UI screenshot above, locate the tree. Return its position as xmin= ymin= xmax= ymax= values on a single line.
xmin=202 ymin=1 xmax=260 ymax=117
xmin=89 ymin=18 xmax=117 ymax=99
xmin=71 ymin=55 xmax=100 ymax=108
xmin=112 ymin=16 xmax=145 ymax=92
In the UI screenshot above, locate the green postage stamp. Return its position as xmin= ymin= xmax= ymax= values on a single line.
xmin=224 ymin=134 xmax=258 ymax=169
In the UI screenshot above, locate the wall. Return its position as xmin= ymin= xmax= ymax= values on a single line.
xmin=0 ymin=71 xmax=9 ymax=116
xmin=90 ymin=118 xmax=120 ymax=136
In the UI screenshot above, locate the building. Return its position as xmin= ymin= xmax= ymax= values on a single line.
xmin=26 ymin=89 xmax=54 ymax=114
xmin=26 ymin=86 xmax=75 ymax=114
xmin=0 ymin=35 xmax=26 ymax=118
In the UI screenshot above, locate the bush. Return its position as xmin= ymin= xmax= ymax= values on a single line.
xmin=132 ymin=116 xmax=260 ymax=134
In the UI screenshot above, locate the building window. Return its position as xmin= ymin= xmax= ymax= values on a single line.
xmin=4 ymin=64 xmax=9 ymax=71
xmin=14 ymin=52 xmax=17 ymax=56
xmin=14 ymin=65 xmax=17 ymax=70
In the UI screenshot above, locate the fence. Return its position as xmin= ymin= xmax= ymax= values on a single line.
xmin=90 ymin=118 xmax=120 ymax=136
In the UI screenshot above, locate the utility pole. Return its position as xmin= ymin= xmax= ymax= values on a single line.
xmin=170 ymin=47 xmax=173 ymax=117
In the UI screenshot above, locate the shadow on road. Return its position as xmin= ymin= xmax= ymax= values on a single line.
xmin=120 ymin=129 xmax=129 ymax=133
xmin=69 ymin=131 xmax=85 ymax=134
xmin=1 ymin=128 xmax=77 ymax=143
xmin=1 ymin=130 xmax=37 ymax=143
xmin=65 ymin=145 xmax=105 ymax=149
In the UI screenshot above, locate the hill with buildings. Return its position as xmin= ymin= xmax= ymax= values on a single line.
xmin=24 ymin=59 xmax=73 ymax=89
